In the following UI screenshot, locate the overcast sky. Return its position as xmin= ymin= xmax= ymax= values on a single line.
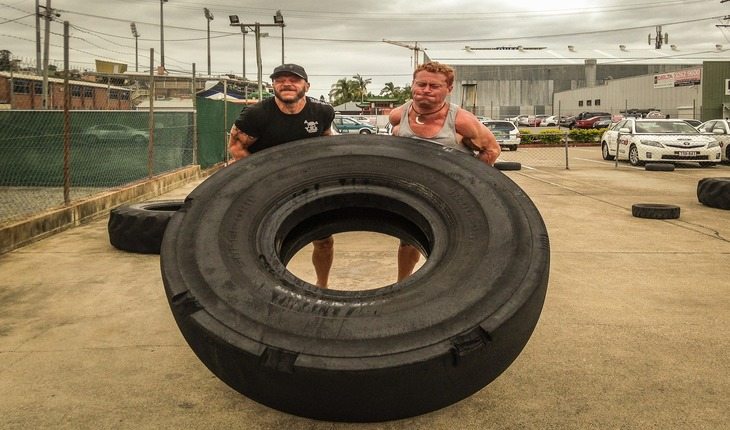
xmin=2 ymin=0 xmax=729 ymax=99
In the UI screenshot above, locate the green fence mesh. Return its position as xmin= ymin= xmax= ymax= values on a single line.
xmin=197 ymin=97 xmax=244 ymax=168
xmin=0 ymin=109 xmax=194 ymax=224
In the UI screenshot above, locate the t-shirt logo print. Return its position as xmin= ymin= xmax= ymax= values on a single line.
xmin=304 ymin=120 xmax=319 ymax=134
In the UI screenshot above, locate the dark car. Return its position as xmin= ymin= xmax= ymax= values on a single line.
xmin=592 ymin=116 xmax=614 ymax=129
xmin=575 ymin=115 xmax=612 ymax=129
xmin=81 ymin=124 xmax=149 ymax=144
xmin=565 ymin=111 xmax=611 ymax=129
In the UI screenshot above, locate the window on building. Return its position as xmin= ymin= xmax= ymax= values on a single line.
xmin=461 ymin=83 xmax=477 ymax=111
xmin=71 ymin=86 xmax=81 ymax=97
xmin=33 ymin=82 xmax=43 ymax=94
xmin=120 ymin=91 xmax=130 ymax=100
xmin=586 ymin=100 xmax=592 ymax=106
xmin=595 ymin=99 xmax=601 ymax=106
xmin=83 ymin=87 xmax=93 ymax=98
xmin=109 ymin=90 xmax=119 ymax=100
xmin=578 ymin=100 xmax=583 ymax=107
xmin=13 ymin=80 xmax=30 ymax=93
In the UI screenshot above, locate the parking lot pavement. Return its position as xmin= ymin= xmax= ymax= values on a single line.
xmin=1 ymin=153 xmax=729 ymax=429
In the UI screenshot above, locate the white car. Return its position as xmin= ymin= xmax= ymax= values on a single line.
xmin=483 ymin=120 xmax=520 ymax=151
xmin=697 ymin=119 xmax=730 ymax=163
xmin=542 ymin=115 xmax=559 ymax=126
xmin=600 ymin=118 xmax=721 ymax=167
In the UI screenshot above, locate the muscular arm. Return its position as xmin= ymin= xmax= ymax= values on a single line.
xmin=388 ymin=106 xmax=404 ymax=136
xmin=455 ymin=110 xmax=501 ymax=166
xmin=228 ymin=125 xmax=257 ymax=161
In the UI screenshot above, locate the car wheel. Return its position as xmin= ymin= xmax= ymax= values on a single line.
xmin=510 ymin=145 xmax=518 ymax=151
xmin=108 ymin=200 xmax=184 ymax=254
xmin=359 ymin=129 xmax=371 ymax=134
xmin=725 ymin=147 xmax=730 ymax=163
xmin=628 ymin=145 xmax=644 ymax=166
xmin=160 ymin=135 xmax=550 ymax=422
xmin=631 ymin=203 xmax=680 ymax=219
xmin=697 ymin=177 xmax=730 ymax=209
xmin=601 ymin=142 xmax=614 ymax=161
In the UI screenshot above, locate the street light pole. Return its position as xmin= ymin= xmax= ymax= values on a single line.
xmin=160 ymin=0 xmax=168 ymax=71
xmin=130 ymin=22 xmax=140 ymax=72
xmin=204 ymin=8 xmax=214 ymax=76
xmin=229 ymin=13 xmax=284 ymax=101
xmin=274 ymin=10 xmax=284 ymax=64
xmin=240 ymin=26 xmax=248 ymax=79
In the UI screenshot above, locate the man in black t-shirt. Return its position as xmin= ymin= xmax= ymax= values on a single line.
xmin=228 ymin=64 xmax=336 ymax=288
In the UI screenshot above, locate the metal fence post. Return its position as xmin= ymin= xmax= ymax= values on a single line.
xmin=62 ymin=21 xmax=71 ymax=205
xmin=563 ymin=130 xmax=570 ymax=170
xmin=148 ymin=49 xmax=155 ymax=178
xmin=223 ymin=78 xmax=229 ymax=165
xmin=614 ymin=131 xmax=621 ymax=169
xmin=191 ymin=63 xmax=198 ymax=165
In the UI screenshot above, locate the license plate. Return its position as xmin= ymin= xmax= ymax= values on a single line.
xmin=677 ymin=151 xmax=699 ymax=156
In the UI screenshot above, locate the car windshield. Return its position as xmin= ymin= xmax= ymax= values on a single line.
xmin=484 ymin=122 xmax=515 ymax=134
xmin=634 ymin=121 xmax=699 ymax=134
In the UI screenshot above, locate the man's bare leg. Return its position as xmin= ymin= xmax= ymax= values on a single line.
xmin=397 ymin=243 xmax=421 ymax=281
xmin=312 ymin=236 xmax=334 ymax=288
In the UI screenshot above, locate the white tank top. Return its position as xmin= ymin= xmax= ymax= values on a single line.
xmin=396 ymin=101 xmax=469 ymax=153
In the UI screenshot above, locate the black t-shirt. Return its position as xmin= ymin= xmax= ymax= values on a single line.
xmin=234 ymin=96 xmax=335 ymax=153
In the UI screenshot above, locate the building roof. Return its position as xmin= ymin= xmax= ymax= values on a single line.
xmin=0 ymin=72 xmax=131 ymax=91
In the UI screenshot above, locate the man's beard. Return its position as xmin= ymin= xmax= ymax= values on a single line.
xmin=275 ymin=87 xmax=307 ymax=104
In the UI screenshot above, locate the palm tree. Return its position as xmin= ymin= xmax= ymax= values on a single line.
xmin=351 ymin=74 xmax=372 ymax=102
xmin=329 ymin=78 xmax=356 ymax=106
xmin=380 ymin=82 xmax=398 ymax=98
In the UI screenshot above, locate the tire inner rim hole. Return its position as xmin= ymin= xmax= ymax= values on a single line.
xmin=276 ymin=200 xmax=434 ymax=292
xmin=286 ymin=232 xmax=427 ymax=291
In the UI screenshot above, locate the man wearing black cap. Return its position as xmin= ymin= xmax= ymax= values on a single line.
xmin=228 ymin=63 xmax=336 ymax=288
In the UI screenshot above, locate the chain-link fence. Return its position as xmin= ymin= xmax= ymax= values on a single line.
xmin=0 ymin=109 xmax=195 ymax=225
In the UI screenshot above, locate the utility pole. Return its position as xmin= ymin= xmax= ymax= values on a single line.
xmin=41 ymin=0 xmax=60 ymax=109
xmin=204 ymin=8 xmax=214 ymax=76
xmin=130 ymin=23 xmax=140 ymax=72
xmin=160 ymin=0 xmax=168 ymax=71
xmin=383 ymin=40 xmax=424 ymax=70
xmin=35 ymin=0 xmax=41 ymax=73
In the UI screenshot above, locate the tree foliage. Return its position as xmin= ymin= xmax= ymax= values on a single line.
xmin=329 ymin=75 xmax=411 ymax=107
xmin=379 ymin=82 xmax=412 ymax=104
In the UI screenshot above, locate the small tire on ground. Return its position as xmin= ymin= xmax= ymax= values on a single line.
xmin=161 ymin=135 xmax=550 ymax=422
xmin=697 ymin=177 xmax=730 ymax=209
xmin=494 ymin=161 xmax=522 ymax=171
xmin=108 ymin=200 xmax=184 ymax=254
xmin=645 ymin=163 xmax=675 ymax=171
xmin=631 ymin=203 xmax=680 ymax=219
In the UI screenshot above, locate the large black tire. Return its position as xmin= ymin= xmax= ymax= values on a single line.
xmin=631 ymin=203 xmax=680 ymax=219
xmin=645 ymin=163 xmax=674 ymax=171
xmin=108 ymin=200 xmax=184 ymax=254
xmin=160 ymin=135 xmax=550 ymax=422
xmin=697 ymin=177 xmax=730 ymax=209
xmin=494 ymin=161 xmax=522 ymax=171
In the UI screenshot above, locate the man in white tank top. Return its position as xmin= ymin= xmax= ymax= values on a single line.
xmin=388 ymin=61 xmax=501 ymax=281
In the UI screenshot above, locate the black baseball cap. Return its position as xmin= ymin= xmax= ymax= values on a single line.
xmin=270 ymin=64 xmax=308 ymax=81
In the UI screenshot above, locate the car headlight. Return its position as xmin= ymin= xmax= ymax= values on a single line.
xmin=707 ymin=140 xmax=720 ymax=149
xmin=640 ymin=140 xmax=664 ymax=148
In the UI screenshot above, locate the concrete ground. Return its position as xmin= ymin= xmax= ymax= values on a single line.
xmin=1 ymin=147 xmax=729 ymax=429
